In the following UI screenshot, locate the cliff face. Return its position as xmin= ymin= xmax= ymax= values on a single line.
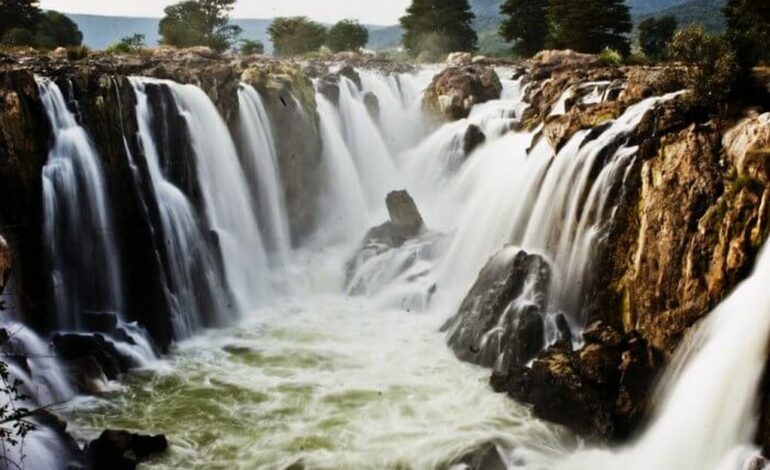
xmin=0 ymin=49 xmax=323 ymax=347
xmin=454 ymin=51 xmax=770 ymax=445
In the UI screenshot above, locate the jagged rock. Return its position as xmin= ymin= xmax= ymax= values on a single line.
xmin=363 ymin=91 xmax=380 ymax=119
xmin=530 ymin=50 xmax=600 ymax=70
xmin=543 ymin=101 xmax=622 ymax=151
xmin=52 ymin=333 xmax=131 ymax=380
xmin=614 ymin=334 xmax=662 ymax=436
xmin=317 ymin=78 xmax=340 ymax=104
xmin=582 ymin=320 xmax=624 ymax=348
xmin=463 ymin=124 xmax=486 ymax=155
xmin=723 ymin=112 xmax=770 ymax=184
xmin=442 ymin=247 xmax=549 ymax=369
xmin=423 ymin=66 xmax=503 ymax=121
xmin=86 ymin=430 xmax=168 ymax=470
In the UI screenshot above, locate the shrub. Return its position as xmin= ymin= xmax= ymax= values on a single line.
xmin=66 ymin=44 xmax=90 ymax=60
xmin=667 ymin=25 xmax=739 ymax=111
xmin=599 ymin=47 xmax=622 ymax=66
xmin=239 ymin=39 xmax=264 ymax=55
xmin=107 ymin=33 xmax=145 ymax=54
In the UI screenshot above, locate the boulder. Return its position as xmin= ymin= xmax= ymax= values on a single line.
xmin=337 ymin=64 xmax=362 ymax=90
xmin=363 ymin=91 xmax=380 ymax=119
xmin=442 ymin=247 xmax=549 ymax=370
xmin=52 ymin=333 xmax=131 ymax=380
xmin=723 ymin=112 xmax=770 ymax=184
xmin=423 ymin=66 xmax=503 ymax=121
xmin=530 ymin=50 xmax=599 ymax=69
xmin=463 ymin=124 xmax=486 ymax=155
xmin=447 ymin=442 xmax=507 ymax=470
xmin=86 ymin=429 xmax=168 ymax=470
xmin=386 ymin=190 xmax=424 ymax=236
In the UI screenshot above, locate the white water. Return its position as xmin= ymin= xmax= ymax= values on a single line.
xmin=164 ymin=81 xmax=271 ymax=312
xmin=130 ymin=78 xmax=230 ymax=336
xmin=238 ymin=85 xmax=293 ymax=263
xmin=32 ymin=66 xmax=767 ymax=470
xmin=37 ymin=78 xmax=124 ymax=330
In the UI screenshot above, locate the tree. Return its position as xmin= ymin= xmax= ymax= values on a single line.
xmin=326 ymin=20 xmax=368 ymax=53
xmin=399 ymin=0 xmax=477 ymax=58
xmin=239 ymin=39 xmax=264 ymax=55
xmin=499 ymin=0 xmax=548 ymax=57
xmin=723 ymin=0 xmax=770 ymax=72
xmin=667 ymin=25 xmax=739 ymax=110
xmin=34 ymin=11 xmax=82 ymax=48
xmin=159 ymin=0 xmax=241 ymax=53
xmin=0 ymin=0 xmax=41 ymax=40
xmin=546 ymin=0 xmax=632 ymax=56
xmin=108 ymin=34 xmax=145 ymax=54
xmin=638 ymin=16 xmax=677 ymax=60
xmin=267 ymin=17 xmax=327 ymax=57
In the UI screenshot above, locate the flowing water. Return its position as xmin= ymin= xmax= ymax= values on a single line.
xmin=22 ymin=66 xmax=769 ymax=470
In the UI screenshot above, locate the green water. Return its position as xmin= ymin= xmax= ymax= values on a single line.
xmin=63 ymin=295 xmax=573 ymax=469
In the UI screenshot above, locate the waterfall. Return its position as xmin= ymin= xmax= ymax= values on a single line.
xmin=559 ymin=238 xmax=770 ymax=469
xmin=237 ymin=84 xmax=292 ymax=264
xmin=130 ymin=78 xmax=230 ymax=337
xmin=162 ymin=80 xmax=271 ymax=312
xmin=37 ymin=78 xmax=124 ymax=330
xmin=426 ymin=93 xmax=681 ymax=325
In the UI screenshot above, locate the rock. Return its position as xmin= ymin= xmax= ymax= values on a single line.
xmin=614 ymin=333 xmax=662 ymax=436
xmin=50 ymin=47 xmax=68 ymax=59
xmin=543 ymin=101 xmax=622 ymax=151
xmin=83 ymin=311 xmax=119 ymax=333
xmin=423 ymin=66 xmax=503 ymax=121
xmin=442 ymin=247 xmax=549 ymax=370
xmin=86 ymin=429 xmax=168 ymax=470
xmin=337 ymin=64 xmax=362 ymax=90
xmin=317 ymin=78 xmax=340 ymax=104
xmin=577 ymin=343 xmax=621 ymax=386
xmin=52 ymin=333 xmax=131 ymax=380
xmin=463 ymin=124 xmax=486 ymax=155
xmin=723 ymin=113 xmax=770 ymax=184
xmin=530 ymin=50 xmax=599 ymax=69
xmin=386 ymin=190 xmax=424 ymax=236
xmin=447 ymin=442 xmax=507 ymax=470
xmin=552 ymin=313 xmax=573 ymax=351
xmin=446 ymin=52 xmax=472 ymax=65
xmin=525 ymin=347 xmax=615 ymax=438
xmin=363 ymin=91 xmax=380 ymax=119
xmin=582 ymin=320 xmax=623 ymax=348
xmin=0 ymin=234 xmax=10 ymax=295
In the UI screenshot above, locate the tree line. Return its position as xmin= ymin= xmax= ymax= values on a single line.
xmin=0 ymin=0 xmax=82 ymax=49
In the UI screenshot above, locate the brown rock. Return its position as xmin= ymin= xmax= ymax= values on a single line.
xmin=86 ymin=429 xmax=168 ymax=470
xmin=423 ymin=65 xmax=503 ymax=121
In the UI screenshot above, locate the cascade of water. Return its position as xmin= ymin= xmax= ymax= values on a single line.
xmin=160 ymin=80 xmax=271 ymax=312
xmin=426 ymin=93 xmax=681 ymax=324
xmin=37 ymin=78 xmax=124 ymax=330
xmin=311 ymin=93 xmax=369 ymax=244
xmin=557 ymin=238 xmax=770 ymax=470
xmin=335 ymin=77 xmax=399 ymax=208
xmin=237 ymin=84 xmax=292 ymax=264
xmin=130 ymin=78 xmax=231 ymax=336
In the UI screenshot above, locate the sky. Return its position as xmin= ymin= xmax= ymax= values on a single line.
xmin=38 ymin=0 xmax=413 ymax=25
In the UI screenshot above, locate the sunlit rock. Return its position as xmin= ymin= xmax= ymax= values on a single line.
xmin=423 ymin=65 xmax=503 ymax=121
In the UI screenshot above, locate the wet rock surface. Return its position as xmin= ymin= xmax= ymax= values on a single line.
xmin=423 ymin=65 xmax=503 ymax=121
xmin=86 ymin=429 xmax=168 ymax=470
xmin=442 ymin=247 xmax=549 ymax=370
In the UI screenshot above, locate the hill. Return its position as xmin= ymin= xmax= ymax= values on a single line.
xmin=637 ymin=0 xmax=726 ymax=32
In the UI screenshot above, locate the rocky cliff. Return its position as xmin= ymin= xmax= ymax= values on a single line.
xmin=446 ymin=51 xmax=770 ymax=447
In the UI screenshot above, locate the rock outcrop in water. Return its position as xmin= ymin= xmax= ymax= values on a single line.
xmin=0 ymin=234 xmax=10 ymax=294
xmin=86 ymin=429 xmax=168 ymax=470
xmin=423 ymin=65 xmax=503 ymax=121
xmin=442 ymin=247 xmax=549 ymax=370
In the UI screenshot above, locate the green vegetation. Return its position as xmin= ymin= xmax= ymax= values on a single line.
xmin=547 ymin=0 xmax=632 ymax=55
xmin=0 ymin=1 xmax=82 ymax=49
xmin=107 ymin=33 xmax=146 ymax=54
xmin=638 ymin=16 xmax=678 ymax=60
xmin=400 ymin=0 xmax=478 ymax=58
xmin=723 ymin=0 xmax=770 ymax=71
xmin=158 ymin=0 xmax=241 ymax=53
xmin=326 ymin=20 xmax=369 ymax=53
xmin=267 ymin=17 xmax=327 ymax=57
xmin=667 ymin=24 xmax=739 ymax=110
xmin=239 ymin=39 xmax=264 ymax=55
xmin=499 ymin=0 xmax=548 ymax=56
xmin=599 ymin=47 xmax=623 ymax=65
xmin=497 ymin=0 xmax=631 ymax=57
